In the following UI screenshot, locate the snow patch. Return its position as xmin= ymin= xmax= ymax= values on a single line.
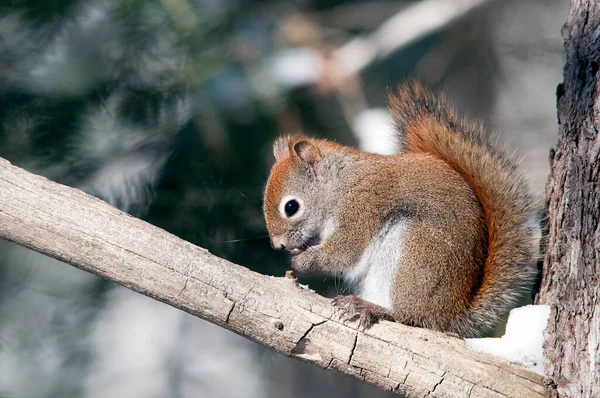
xmin=299 ymin=283 xmax=315 ymax=292
xmin=466 ymin=305 xmax=550 ymax=375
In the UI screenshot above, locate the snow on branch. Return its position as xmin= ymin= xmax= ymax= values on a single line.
xmin=0 ymin=157 xmax=546 ymax=397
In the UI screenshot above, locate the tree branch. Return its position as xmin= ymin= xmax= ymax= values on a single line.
xmin=0 ymin=157 xmax=547 ymax=397
xmin=332 ymin=0 xmax=494 ymax=75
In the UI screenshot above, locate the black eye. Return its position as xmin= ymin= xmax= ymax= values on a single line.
xmin=284 ymin=199 xmax=300 ymax=217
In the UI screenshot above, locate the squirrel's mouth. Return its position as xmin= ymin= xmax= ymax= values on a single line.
xmin=289 ymin=235 xmax=321 ymax=255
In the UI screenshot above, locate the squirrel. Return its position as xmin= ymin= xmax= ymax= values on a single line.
xmin=263 ymin=82 xmax=538 ymax=337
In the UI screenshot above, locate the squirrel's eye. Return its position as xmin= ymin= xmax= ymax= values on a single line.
xmin=284 ymin=200 xmax=300 ymax=217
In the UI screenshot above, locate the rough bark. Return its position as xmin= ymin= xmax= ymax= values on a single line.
xmin=535 ymin=1 xmax=600 ymax=397
xmin=0 ymin=157 xmax=547 ymax=397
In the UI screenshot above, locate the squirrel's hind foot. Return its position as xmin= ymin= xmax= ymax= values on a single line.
xmin=332 ymin=295 xmax=395 ymax=330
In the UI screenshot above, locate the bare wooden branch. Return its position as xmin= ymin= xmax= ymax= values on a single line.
xmin=0 ymin=157 xmax=547 ymax=398
xmin=536 ymin=1 xmax=600 ymax=396
xmin=332 ymin=0 xmax=494 ymax=75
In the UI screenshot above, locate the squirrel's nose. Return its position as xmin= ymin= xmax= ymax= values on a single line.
xmin=270 ymin=236 xmax=286 ymax=251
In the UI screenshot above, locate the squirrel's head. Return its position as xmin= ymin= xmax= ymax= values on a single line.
xmin=263 ymin=134 xmax=340 ymax=271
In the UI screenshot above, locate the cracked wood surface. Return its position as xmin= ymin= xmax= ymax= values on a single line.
xmin=535 ymin=1 xmax=600 ymax=397
xmin=0 ymin=157 xmax=547 ymax=397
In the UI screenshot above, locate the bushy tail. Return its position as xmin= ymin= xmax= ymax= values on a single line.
xmin=389 ymin=81 xmax=539 ymax=334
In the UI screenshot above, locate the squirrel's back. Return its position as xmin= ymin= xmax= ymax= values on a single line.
xmin=389 ymin=82 xmax=539 ymax=334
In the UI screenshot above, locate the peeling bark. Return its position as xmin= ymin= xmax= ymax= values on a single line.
xmin=535 ymin=1 xmax=600 ymax=397
xmin=0 ymin=157 xmax=547 ymax=397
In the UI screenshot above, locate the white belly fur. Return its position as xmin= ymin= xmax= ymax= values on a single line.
xmin=344 ymin=219 xmax=410 ymax=309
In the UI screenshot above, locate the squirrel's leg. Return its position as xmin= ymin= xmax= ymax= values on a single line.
xmin=390 ymin=221 xmax=480 ymax=335
xmin=318 ymin=229 xmax=370 ymax=272
xmin=332 ymin=295 xmax=395 ymax=329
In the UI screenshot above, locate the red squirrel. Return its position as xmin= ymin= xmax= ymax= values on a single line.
xmin=263 ymin=82 xmax=538 ymax=337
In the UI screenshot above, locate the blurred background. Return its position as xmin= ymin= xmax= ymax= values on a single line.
xmin=0 ymin=0 xmax=567 ymax=397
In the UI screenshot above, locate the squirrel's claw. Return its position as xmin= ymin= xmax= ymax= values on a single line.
xmin=332 ymin=295 xmax=394 ymax=330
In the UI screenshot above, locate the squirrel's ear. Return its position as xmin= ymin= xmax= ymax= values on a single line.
xmin=273 ymin=136 xmax=290 ymax=161
xmin=293 ymin=140 xmax=320 ymax=167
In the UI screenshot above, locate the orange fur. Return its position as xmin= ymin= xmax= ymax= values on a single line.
xmin=389 ymin=82 xmax=538 ymax=333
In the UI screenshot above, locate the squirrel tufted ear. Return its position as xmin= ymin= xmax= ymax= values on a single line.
xmin=273 ymin=136 xmax=290 ymax=161
xmin=293 ymin=140 xmax=320 ymax=167
xmin=272 ymin=134 xmax=317 ymax=163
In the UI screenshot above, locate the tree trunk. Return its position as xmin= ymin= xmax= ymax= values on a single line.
xmin=535 ymin=1 xmax=600 ymax=397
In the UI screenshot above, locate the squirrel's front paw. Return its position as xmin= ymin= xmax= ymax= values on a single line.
xmin=331 ymin=295 xmax=394 ymax=330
